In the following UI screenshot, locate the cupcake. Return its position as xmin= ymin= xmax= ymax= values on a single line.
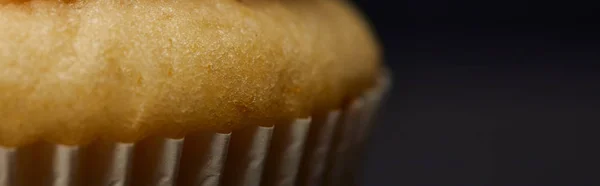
xmin=0 ymin=0 xmax=390 ymax=185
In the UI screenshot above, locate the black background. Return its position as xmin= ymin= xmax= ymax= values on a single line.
xmin=353 ymin=0 xmax=599 ymax=185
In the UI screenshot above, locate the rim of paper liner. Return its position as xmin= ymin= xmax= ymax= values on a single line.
xmin=0 ymin=69 xmax=391 ymax=186
xmin=334 ymin=69 xmax=392 ymax=186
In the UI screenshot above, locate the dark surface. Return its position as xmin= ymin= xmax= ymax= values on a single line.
xmin=352 ymin=0 xmax=599 ymax=185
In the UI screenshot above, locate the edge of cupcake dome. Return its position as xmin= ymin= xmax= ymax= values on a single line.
xmin=0 ymin=67 xmax=391 ymax=186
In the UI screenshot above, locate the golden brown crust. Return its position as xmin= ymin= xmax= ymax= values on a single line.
xmin=0 ymin=0 xmax=380 ymax=146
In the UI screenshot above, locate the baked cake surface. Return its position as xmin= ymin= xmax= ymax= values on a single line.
xmin=0 ymin=0 xmax=381 ymax=146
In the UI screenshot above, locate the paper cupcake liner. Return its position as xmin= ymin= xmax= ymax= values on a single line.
xmin=178 ymin=132 xmax=230 ymax=186
xmin=0 ymin=148 xmax=16 ymax=185
xmin=322 ymin=99 xmax=365 ymax=186
xmin=132 ymin=138 xmax=184 ymax=186
xmin=296 ymin=111 xmax=341 ymax=186
xmin=0 ymin=70 xmax=391 ymax=186
xmin=262 ymin=118 xmax=312 ymax=186
xmin=221 ymin=125 xmax=274 ymax=186
xmin=339 ymin=71 xmax=392 ymax=186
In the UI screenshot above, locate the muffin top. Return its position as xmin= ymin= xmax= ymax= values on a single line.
xmin=0 ymin=0 xmax=381 ymax=146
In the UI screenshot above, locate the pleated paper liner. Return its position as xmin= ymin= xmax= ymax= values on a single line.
xmin=0 ymin=70 xmax=391 ymax=186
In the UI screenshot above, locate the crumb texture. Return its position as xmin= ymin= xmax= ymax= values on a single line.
xmin=0 ymin=0 xmax=380 ymax=146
